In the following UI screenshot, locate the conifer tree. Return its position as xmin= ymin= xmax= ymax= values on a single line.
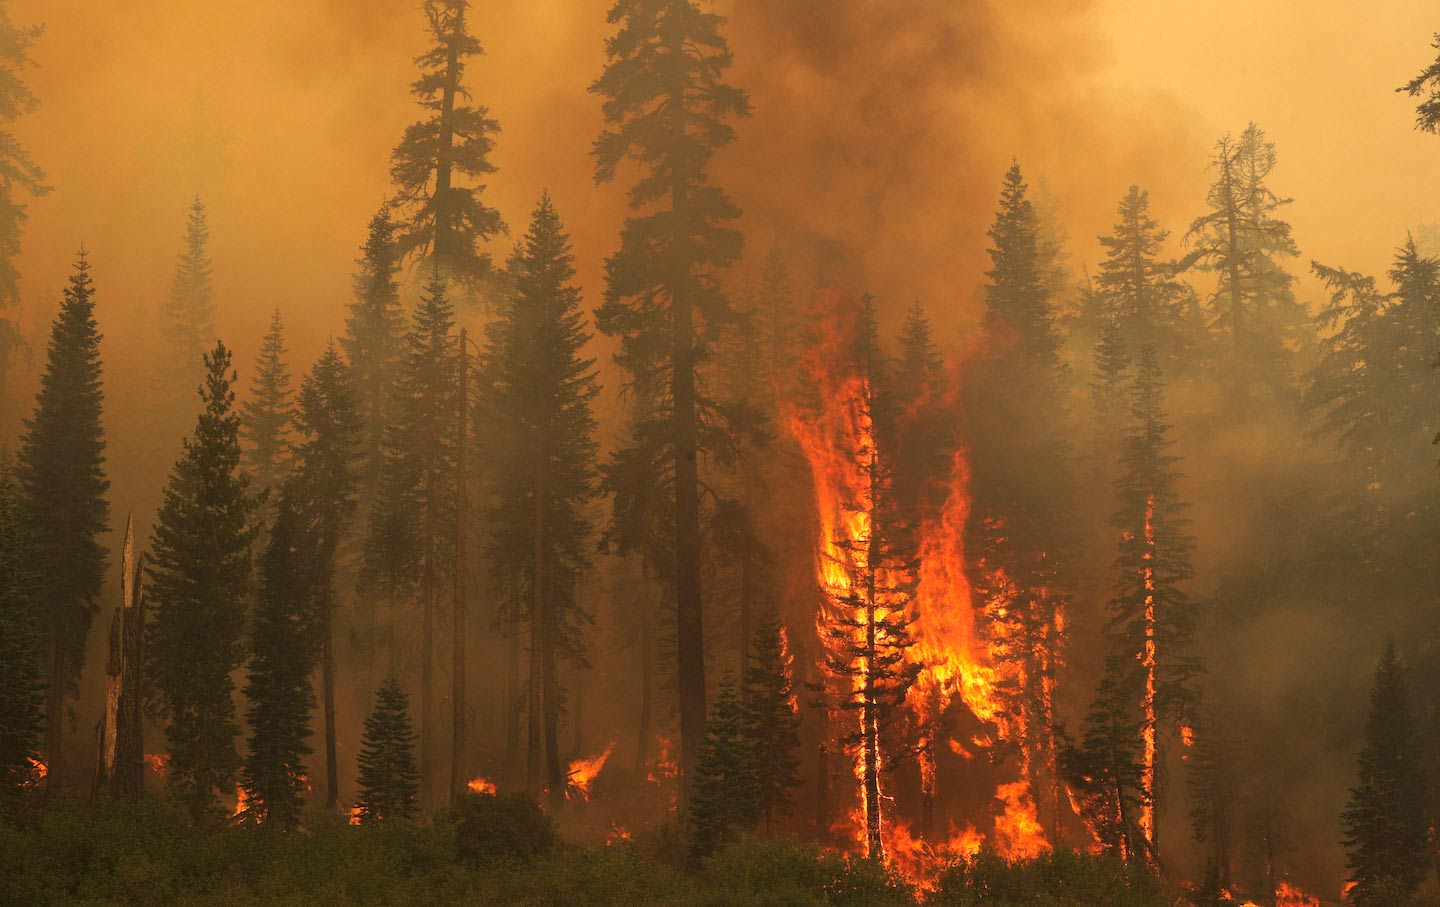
xmin=1095 ymin=186 xmax=1189 ymax=366
xmin=241 ymin=493 xmax=317 ymax=829
xmin=16 ymin=249 xmax=109 ymax=794
xmin=356 ymin=676 xmax=420 ymax=823
xmin=483 ymin=193 xmax=599 ymax=805
xmin=1061 ymin=657 xmax=1148 ymax=863
xmin=1089 ymin=314 xmax=1131 ymax=472
xmin=1342 ymin=641 xmax=1428 ymax=903
xmin=688 ymin=675 xmax=760 ymax=862
xmin=965 ymin=163 xmax=1075 ymax=836
xmin=891 ymin=301 xmax=948 ymax=525
xmin=153 ymin=198 xmax=217 ymax=445
xmin=0 ymin=461 xmax=41 ymax=813
xmin=239 ymin=306 xmax=294 ymax=500
xmin=289 ymin=342 xmax=363 ymax=810
xmin=147 ymin=341 xmax=258 ymax=823
xmin=754 ymin=245 xmax=798 ymax=404
xmin=591 ymin=0 xmax=754 ymax=796
xmin=1401 ymin=33 xmax=1440 ymax=134
xmin=0 ymin=2 xmax=49 ymax=412
xmin=1106 ymin=345 xmax=1199 ymax=858
xmin=390 ymin=0 xmax=505 ymax=296
xmin=1187 ymin=716 xmax=1239 ymax=889
xmin=741 ymin=616 xmax=802 ymax=834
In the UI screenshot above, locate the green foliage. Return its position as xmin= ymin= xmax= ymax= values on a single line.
xmin=1060 ymin=657 xmax=1148 ymax=861
xmin=927 ymin=847 xmax=1173 ymax=907
xmin=1400 ymin=33 xmax=1440 ymax=134
xmin=1094 ymin=186 xmax=1191 ymax=368
xmin=0 ymin=0 xmax=48 ymax=390
xmin=742 ymin=616 xmax=802 ymax=832
xmin=240 ymin=493 xmax=317 ymax=830
xmin=147 ymin=341 xmax=258 ymax=823
xmin=443 ymin=790 xmax=557 ymax=865
xmin=1342 ymin=641 xmax=1429 ymax=904
xmin=689 ymin=676 xmax=760 ymax=862
xmin=153 ymin=198 xmax=218 ymax=438
xmin=357 ymin=677 xmax=421 ymax=823
xmin=16 ymin=249 xmax=109 ymax=776
xmin=0 ymin=460 xmax=41 ymax=814
xmin=239 ymin=306 xmax=294 ymax=499
xmin=389 ymin=0 xmax=505 ymax=293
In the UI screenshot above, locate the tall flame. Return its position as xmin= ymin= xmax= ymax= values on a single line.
xmin=566 ymin=740 xmax=615 ymax=801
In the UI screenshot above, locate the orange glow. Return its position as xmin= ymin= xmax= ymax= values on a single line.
xmin=466 ymin=775 xmax=497 ymax=795
xmin=887 ymin=816 xmax=984 ymax=891
xmin=993 ymin=780 xmax=1051 ymax=861
xmin=566 ymin=740 xmax=615 ymax=801
xmin=232 ymin=783 xmax=252 ymax=821
xmin=605 ymin=822 xmax=632 ymax=844
xmin=349 ymin=805 xmax=362 ymax=826
xmin=143 ymin=753 xmax=168 ymax=774
xmin=26 ymin=757 xmax=46 ymax=785
xmin=1139 ymin=492 xmax=1157 ymax=849
xmin=1276 ymin=881 xmax=1320 ymax=907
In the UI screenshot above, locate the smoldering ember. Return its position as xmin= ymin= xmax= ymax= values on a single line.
xmin=1 ymin=2 xmax=1439 ymax=906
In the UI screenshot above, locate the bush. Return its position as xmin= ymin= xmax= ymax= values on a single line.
xmin=698 ymin=837 xmax=913 ymax=907
xmin=926 ymin=847 xmax=1175 ymax=907
xmin=442 ymin=790 xmax=558 ymax=866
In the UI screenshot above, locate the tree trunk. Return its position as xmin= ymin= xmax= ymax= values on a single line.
xmin=543 ymin=622 xmax=564 ymax=810
xmin=505 ymin=600 xmax=520 ymax=770
xmin=44 ymin=633 xmax=64 ymax=798
xmin=97 ymin=521 xmax=145 ymax=802
xmin=323 ymin=568 xmax=339 ymax=809
xmin=421 ymin=485 xmax=436 ymax=808
xmin=433 ymin=7 xmax=460 ymax=270
xmin=526 ymin=465 xmax=545 ymax=796
xmin=634 ymin=617 xmax=651 ymax=773
xmin=450 ymin=329 xmax=467 ymax=803
xmin=738 ymin=541 xmax=752 ymax=693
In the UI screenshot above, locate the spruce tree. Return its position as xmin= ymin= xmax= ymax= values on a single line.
xmin=1342 ymin=641 xmax=1429 ymax=903
xmin=289 ymin=342 xmax=363 ymax=810
xmin=483 ymin=193 xmax=599 ymax=805
xmin=1401 ymin=33 xmax=1440 ymax=134
xmin=688 ymin=675 xmax=760 ymax=862
xmin=153 ymin=197 xmax=217 ymax=446
xmin=389 ymin=0 xmax=505 ymax=296
xmin=1060 ymin=657 xmax=1148 ymax=863
xmin=1095 ymin=186 xmax=1189 ymax=366
xmin=356 ymin=676 xmax=420 ymax=823
xmin=741 ymin=616 xmax=801 ymax=834
xmin=0 ymin=2 xmax=49 ymax=413
xmin=754 ymin=245 xmax=798 ymax=404
xmin=1089 ymin=313 xmax=1131 ymax=473
xmin=239 ymin=306 xmax=294 ymax=500
xmin=1186 ymin=715 xmax=1239 ymax=889
xmin=16 ymin=249 xmax=109 ymax=794
xmin=0 ymin=460 xmax=41 ymax=813
xmin=891 ymin=300 xmax=948 ymax=527
xmin=147 ymin=341 xmax=258 ymax=823
xmin=241 ymin=492 xmax=317 ymax=829
xmin=591 ymin=0 xmax=754 ymax=797
xmin=1106 ymin=345 xmax=1199 ymax=858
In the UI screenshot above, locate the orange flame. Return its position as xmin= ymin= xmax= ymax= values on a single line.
xmin=1139 ymin=492 xmax=1157 ymax=849
xmin=232 ymin=783 xmax=252 ymax=821
xmin=143 ymin=753 xmax=168 ymax=774
xmin=25 ymin=756 xmax=46 ymax=786
xmin=887 ymin=816 xmax=984 ymax=891
xmin=349 ymin=805 xmax=362 ymax=826
xmin=566 ymin=740 xmax=615 ymax=801
xmin=993 ymin=781 xmax=1051 ymax=861
xmin=605 ymin=822 xmax=632 ymax=844
xmin=466 ymin=775 xmax=497 ymax=795
xmin=1276 ymin=881 xmax=1321 ymax=907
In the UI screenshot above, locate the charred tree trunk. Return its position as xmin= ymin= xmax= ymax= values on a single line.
xmin=526 ymin=466 xmax=545 ymax=796
xmin=95 ymin=516 xmax=145 ymax=801
xmin=505 ymin=598 xmax=520 ymax=771
xmin=450 ymin=329 xmax=468 ymax=803
xmin=634 ymin=609 xmax=652 ymax=773
xmin=322 ymin=567 xmax=339 ymax=809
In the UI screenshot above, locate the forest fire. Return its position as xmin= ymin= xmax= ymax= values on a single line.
xmin=26 ymin=757 xmax=46 ymax=786
xmin=566 ymin=740 xmax=615 ymax=802
xmin=466 ymin=775 xmax=497 ymax=795
xmin=143 ymin=753 xmax=168 ymax=774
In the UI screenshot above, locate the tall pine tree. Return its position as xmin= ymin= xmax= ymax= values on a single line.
xmin=289 ymin=342 xmax=362 ymax=810
xmin=241 ymin=492 xmax=318 ymax=829
xmin=483 ymin=193 xmax=599 ymax=805
xmin=1401 ymin=33 xmax=1440 ymax=134
xmin=1094 ymin=186 xmax=1189 ymax=368
xmin=239 ymin=306 xmax=294 ymax=502
xmin=590 ymin=0 xmax=754 ymax=797
xmin=16 ymin=249 xmax=109 ymax=795
xmin=390 ymin=0 xmax=505 ymax=296
xmin=152 ymin=197 xmax=217 ymax=448
xmin=1342 ymin=641 xmax=1428 ymax=903
xmin=147 ymin=341 xmax=258 ymax=822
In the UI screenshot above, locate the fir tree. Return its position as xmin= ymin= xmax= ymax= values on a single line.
xmin=591 ymin=0 xmax=755 ymax=798
xmin=289 ymin=342 xmax=363 ymax=810
xmin=1187 ymin=716 xmax=1239 ymax=890
xmin=1342 ymin=641 xmax=1429 ymax=903
xmin=153 ymin=197 xmax=217 ymax=446
xmin=0 ymin=461 xmax=42 ymax=813
xmin=483 ymin=193 xmax=599 ymax=805
xmin=356 ymin=676 xmax=420 ymax=823
xmin=1061 ymin=657 xmax=1149 ymax=863
xmin=147 ymin=341 xmax=258 ymax=823
xmin=741 ymin=616 xmax=802 ymax=834
xmin=1095 ymin=186 xmax=1189 ymax=367
xmin=688 ymin=675 xmax=760 ymax=862
xmin=1401 ymin=33 xmax=1440 ymax=134
xmin=241 ymin=492 xmax=317 ymax=829
xmin=239 ymin=306 xmax=294 ymax=500
xmin=389 ymin=0 xmax=505 ymax=296
xmin=891 ymin=300 xmax=949 ymax=525
xmin=16 ymin=249 xmax=109 ymax=794
xmin=0 ymin=2 xmax=49 ymax=411
xmin=753 ymin=245 xmax=798 ymax=404
xmin=1089 ymin=313 xmax=1131 ymax=472
xmin=1105 ymin=345 xmax=1199 ymax=858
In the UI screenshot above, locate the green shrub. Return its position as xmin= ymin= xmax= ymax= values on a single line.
xmin=442 ymin=790 xmax=558 ymax=866
xmin=926 ymin=847 xmax=1175 ymax=907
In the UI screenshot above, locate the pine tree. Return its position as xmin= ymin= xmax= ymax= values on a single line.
xmin=1095 ymin=186 xmax=1189 ymax=367
xmin=483 ymin=193 xmax=599 ymax=805
xmin=1105 ymin=345 xmax=1199 ymax=858
xmin=147 ymin=341 xmax=258 ymax=823
xmin=1060 ymin=657 xmax=1149 ymax=863
xmin=688 ymin=675 xmax=760 ymax=862
xmin=0 ymin=2 xmax=49 ymax=414
xmin=356 ymin=676 xmax=420 ymax=823
xmin=0 ymin=460 xmax=42 ymax=813
xmin=965 ymin=162 xmax=1075 ymax=837
xmin=1342 ymin=641 xmax=1429 ymax=903
xmin=591 ymin=0 xmax=754 ymax=799
xmin=1184 ymin=125 xmax=1302 ymax=405
xmin=153 ymin=197 xmax=217 ymax=446
xmin=891 ymin=300 xmax=948 ymax=526
xmin=1089 ymin=313 xmax=1131 ymax=472
xmin=389 ymin=0 xmax=505 ymax=296
xmin=741 ymin=616 xmax=802 ymax=834
xmin=289 ymin=342 xmax=363 ymax=810
xmin=754 ymin=245 xmax=798 ymax=404
xmin=239 ymin=306 xmax=294 ymax=500
xmin=1187 ymin=716 xmax=1239 ymax=889
xmin=241 ymin=492 xmax=317 ymax=829
xmin=16 ymin=249 xmax=109 ymax=795
xmin=1401 ymin=33 xmax=1440 ymax=134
